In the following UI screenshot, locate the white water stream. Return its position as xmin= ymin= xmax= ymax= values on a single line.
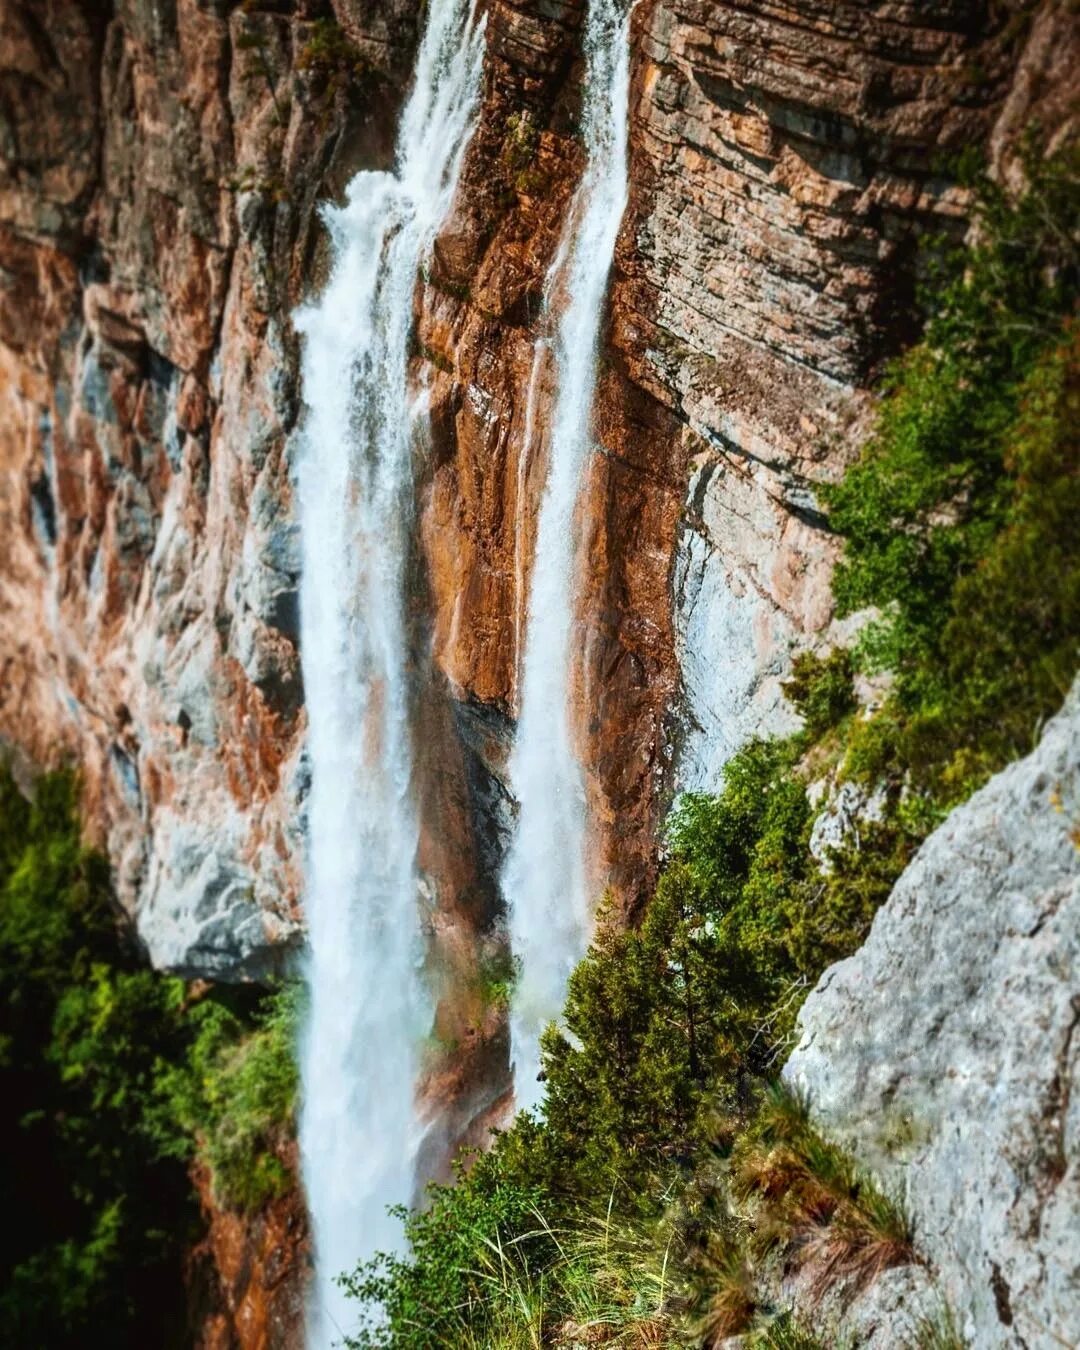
xmin=504 ymin=0 xmax=633 ymax=1111
xmin=294 ymin=3 xmax=485 ymax=1344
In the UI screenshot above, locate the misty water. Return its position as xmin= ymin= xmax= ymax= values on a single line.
xmin=503 ymin=0 xmax=633 ymax=1110
xmin=294 ymin=3 xmax=485 ymax=1343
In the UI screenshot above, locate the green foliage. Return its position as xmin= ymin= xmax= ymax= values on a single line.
xmin=730 ymin=1085 xmax=913 ymax=1280
xmin=340 ymin=1170 xmax=548 ymax=1350
xmin=148 ymin=982 xmax=301 ymax=1211
xmin=0 ymin=765 xmax=302 ymax=1343
xmin=529 ymin=740 xmax=816 ymax=1199
xmin=501 ymin=111 xmax=547 ymax=195
xmin=474 ymin=947 xmax=520 ymax=1012
xmin=909 ymin=1301 xmax=969 ymax=1350
xmin=824 ymin=145 xmax=1080 ymax=802
xmin=781 ymin=650 xmax=856 ymax=740
xmin=297 ymin=18 xmax=367 ymax=82
xmin=747 ymin=1312 xmax=826 ymax=1349
xmin=0 ymin=768 xmax=194 ymax=1348
xmin=341 ymin=1164 xmax=682 ymax=1350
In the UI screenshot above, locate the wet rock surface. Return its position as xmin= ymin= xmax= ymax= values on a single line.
xmin=1 ymin=1 xmax=1077 ymax=1341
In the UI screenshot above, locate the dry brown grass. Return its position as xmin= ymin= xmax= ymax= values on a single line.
xmin=692 ymin=1246 xmax=758 ymax=1345
xmin=731 ymin=1084 xmax=916 ymax=1302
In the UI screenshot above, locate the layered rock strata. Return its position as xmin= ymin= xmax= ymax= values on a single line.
xmin=1 ymin=1 xmax=1077 ymax=1342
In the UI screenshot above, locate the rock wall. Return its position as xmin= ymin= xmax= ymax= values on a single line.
xmin=1 ymin=0 xmax=1077 ymax=1343
xmin=5 ymin=0 xmax=1067 ymax=970
xmin=786 ymin=683 xmax=1080 ymax=1349
xmin=188 ymin=1152 xmax=309 ymax=1350
xmin=0 ymin=0 xmax=424 ymax=980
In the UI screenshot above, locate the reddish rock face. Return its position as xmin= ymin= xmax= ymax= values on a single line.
xmin=1 ymin=0 xmax=1075 ymax=1342
xmin=187 ymin=1154 xmax=310 ymax=1350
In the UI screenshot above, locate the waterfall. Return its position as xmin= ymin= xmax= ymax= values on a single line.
xmin=294 ymin=3 xmax=485 ymax=1344
xmin=504 ymin=0 xmax=633 ymax=1112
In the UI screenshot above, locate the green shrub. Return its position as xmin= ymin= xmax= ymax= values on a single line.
xmin=0 ymin=768 xmax=194 ymax=1348
xmin=781 ymin=650 xmax=856 ymax=740
xmin=148 ymin=981 xmax=301 ymax=1212
xmin=0 ymin=765 xmax=303 ymax=1342
xmin=340 ymin=1171 xmax=547 ymax=1349
xmin=730 ymin=1085 xmax=914 ymax=1295
xmin=297 ymin=18 xmax=367 ymax=83
xmin=824 ymin=145 xmax=1080 ymax=803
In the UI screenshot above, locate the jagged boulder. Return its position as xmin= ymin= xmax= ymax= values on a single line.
xmin=786 ymin=684 xmax=1080 ymax=1348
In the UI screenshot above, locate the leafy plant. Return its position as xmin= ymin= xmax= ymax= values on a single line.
xmin=0 ymin=764 xmax=304 ymax=1342
xmin=0 ymin=769 xmax=194 ymax=1348
xmin=148 ymin=981 xmax=301 ymax=1212
xmin=781 ymin=650 xmax=856 ymax=740
xmin=297 ymin=17 xmax=367 ymax=87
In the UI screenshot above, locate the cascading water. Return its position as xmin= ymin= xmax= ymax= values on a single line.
xmin=294 ymin=4 xmax=485 ymax=1345
xmin=504 ymin=0 xmax=633 ymax=1111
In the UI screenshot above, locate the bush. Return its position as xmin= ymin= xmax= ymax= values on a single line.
xmin=148 ymin=980 xmax=300 ymax=1212
xmin=0 ymin=765 xmax=303 ymax=1343
xmin=0 ymin=768 xmax=194 ymax=1348
xmin=340 ymin=1171 xmax=547 ymax=1350
xmin=824 ymin=145 xmax=1080 ymax=803
xmin=781 ymin=650 xmax=856 ymax=740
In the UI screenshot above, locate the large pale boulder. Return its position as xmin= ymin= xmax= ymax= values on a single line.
xmin=786 ymin=685 xmax=1080 ymax=1348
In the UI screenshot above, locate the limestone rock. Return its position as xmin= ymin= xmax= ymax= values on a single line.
xmin=786 ymin=685 xmax=1080 ymax=1349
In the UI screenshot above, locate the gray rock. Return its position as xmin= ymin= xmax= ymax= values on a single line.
xmin=139 ymin=809 xmax=303 ymax=981
xmin=786 ymin=684 xmax=1080 ymax=1349
xmin=808 ymin=779 xmax=888 ymax=872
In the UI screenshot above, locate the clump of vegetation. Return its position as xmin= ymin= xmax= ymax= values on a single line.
xmin=0 ymin=765 xmax=302 ymax=1345
xmin=781 ymin=649 xmax=856 ymax=740
xmin=501 ymin=110 xmax=547 ymax=195
xmin=825 ymin=145 xmax=1080 ymax=807
xmin=0 ymin=769 xmax=194 ymax=1346
xmin=297 ymin=17 xmax=367 ymax=86
xmin=910 ymin=1301 xmax=969 ymax=1350
xmin=474 ymin=947 xmax=520 ymax=1012
xmin=746 ymin=1312 xmax=827 ymax=1349
xmin=341 ymin=1169 xmax=680 ymax=1350
xmin=149 ymin=982 xmax=301 ymax=1212
xmin=343 ymin=148 xmax=1079 ymax=1347
xmin=416 ymin=339 xmax=454 ymax=375
xmin=731 ymin=1086 xmax=914 ymax=1299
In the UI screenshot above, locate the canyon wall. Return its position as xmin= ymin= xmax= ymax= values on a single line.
xmin=1 ymin=1 xmax=1076 ymax=1344
xmin=6 ymin=0 xmax=1069 ymax=972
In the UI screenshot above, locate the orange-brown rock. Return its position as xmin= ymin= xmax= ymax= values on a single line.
xmin=188 ymin=1153 xmax=309 ymax=1350
xmin=1 ymin=0 xmax=1076 ymax=1342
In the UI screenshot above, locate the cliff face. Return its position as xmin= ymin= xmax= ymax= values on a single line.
xmin=0 ymin=0 xmax=422 ymax=980
xmin=188 ymin=1154 xmax=309 ymax=1350
xmin=1 ymin=0 xmax=1076 ymax=1344
xmin=5 ymin=0 xmax=1067 ymax=972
